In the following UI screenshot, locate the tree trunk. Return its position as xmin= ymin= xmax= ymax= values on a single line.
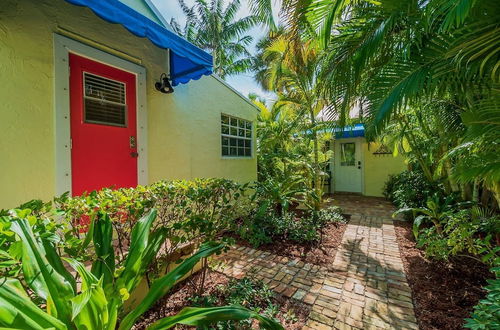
xmin=472 ymin=179 xmax=480 ymax=203
xmin=310 ymin=109 xmax=321 ymax=213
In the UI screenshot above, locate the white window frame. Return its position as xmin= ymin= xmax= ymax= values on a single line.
xmin=54 ymin=34 xmax=148 ymax=196
xmin=221 ymin=113 xmax=253 ymax=159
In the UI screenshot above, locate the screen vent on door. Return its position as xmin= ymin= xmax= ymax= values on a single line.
xmin=83 ymin=72 xmax=127 ymax=127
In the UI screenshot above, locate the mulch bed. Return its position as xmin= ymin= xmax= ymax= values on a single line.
xmin=134 ymin=270 xmax=309 ymax=329
xmin=394 ymin=220 xmax=493 ymax=330
xmin=231 ymin=219 xmax=349 ymax=269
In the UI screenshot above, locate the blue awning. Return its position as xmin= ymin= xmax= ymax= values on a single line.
xmin=64 ymin=0 xmax=213 ymax=86
xmin=334 ymin=123 xmax=365 ymax=139
xmin=313 ymin=123 xmax=365 ymax=139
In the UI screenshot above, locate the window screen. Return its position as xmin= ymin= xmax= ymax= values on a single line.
xmin=221 ymin=114 xmax=252 ymax=157
xmin=84 ymin=72 xmax=127 ymax=127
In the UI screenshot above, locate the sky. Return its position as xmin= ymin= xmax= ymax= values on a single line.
xmin=151 ymin=0 xmax=280 ymax=102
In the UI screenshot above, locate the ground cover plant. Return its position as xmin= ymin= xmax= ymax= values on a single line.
xmin=231 ymin=201 xmax=348 ymax=268
xmin=465 ymin=267 xmax=500 ymax=329
xmin=136 ymin=271 xmax=309 ymax=330
xmin=188 ymin=277 xmax=303 ymax=329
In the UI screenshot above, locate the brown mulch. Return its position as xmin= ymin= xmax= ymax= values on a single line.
xmin=134 ymin=270 xmax=309 ymax=329
xmin=231 ymin=219 xmax=348 ymax=269
xmin=394 ymin=220 xmax=493 ymax=330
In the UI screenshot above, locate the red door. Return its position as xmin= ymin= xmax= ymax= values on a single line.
xmin=69 ymin=54 xmax=138 ymax=196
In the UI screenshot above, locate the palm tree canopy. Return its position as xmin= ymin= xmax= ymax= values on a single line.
xmin=171 ymin=0 xmax=262 ymax=78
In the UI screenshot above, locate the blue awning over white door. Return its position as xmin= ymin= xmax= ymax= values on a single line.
xmin=64 ymin=0 xmax=213 ymax=86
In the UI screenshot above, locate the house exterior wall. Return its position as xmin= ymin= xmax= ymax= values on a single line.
xmin=362 ymin=141 xmax=407 ymax=197
xmin=0 ymin=0 xmax=257 ymax=208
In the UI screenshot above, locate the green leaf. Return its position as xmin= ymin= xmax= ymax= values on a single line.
xmin=413 ymin=215 xmax=428 ymax=239
xmin=146 ymin=306 xmax=283 ymax=330
xmin=66 ymin=256 xmax=110 ymax=329
xmin=119 ymin=241 xmax=225 ymax=330
xmin=0 ymin=278 xmax=67 ymax=330
xmin=116 ymin=209 xmax=158 ymax=294
xmin=91 ymin=212 xmax=115 ymax=288
xmin=41 ymin=237 xmax=77 ymax=292
xmin=10 ymin=219 xmax=74 ymax=324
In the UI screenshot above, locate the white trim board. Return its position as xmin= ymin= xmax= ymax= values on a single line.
xmin=53 ymin=34 xmax=148 ymax=196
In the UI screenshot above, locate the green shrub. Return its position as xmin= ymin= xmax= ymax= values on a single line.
xmin=317 ymin=206 xmax=346 ymax=226
xmin=0 ymin=200 xmax=76 ymax=278
xmin=465 ymin=268 xmax=500 ymax=329
xmin=190 ymin=277 xmax=283 ymax=329
xmin=383 ymin=170 xmax=443 ymax=211
xmin=414 ymin=208 xmax=500 ymax=267
xmin=236 ymin=205 xmax=346 ymax=247
xmin=54 ymin=178 xmax=248 ymax=272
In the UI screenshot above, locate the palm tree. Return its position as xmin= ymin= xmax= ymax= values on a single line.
xmin=170 ymin=0 xmax=261 ymax=78
xmin=257 ymin=34 xmax=329 ymax=212
xmin=267 ymin=0 xmax=500 ymax=205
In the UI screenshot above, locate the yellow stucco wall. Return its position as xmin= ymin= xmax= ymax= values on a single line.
xmin=0 ymin=0 xmax=257 ymax=209
xmin=362 ymin=141 xmax=407 ymax=197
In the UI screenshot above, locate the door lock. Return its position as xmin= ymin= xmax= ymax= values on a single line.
xmin=129 ymin=136 xmax=136 ymax=148
xmin=130 ymin=152 xmax=139 ymax=158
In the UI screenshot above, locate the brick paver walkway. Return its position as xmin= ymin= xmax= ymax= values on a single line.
xmin=213 ymin=196 xmax=418 ymax=329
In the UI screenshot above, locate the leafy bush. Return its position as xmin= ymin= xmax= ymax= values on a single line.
xmin=189 ymin=277 xmax=285 ymax=329
xmin=0 ymin=210 xmax=283 ymax=329
xmin=384 ymin=170 xmax=443 ymax=210
xmin=54 ymin=178 xmax=247 ymax=271
xmin=465 ymin=268 xmax=500 ymax=329
xmin=317 ymin=206 xmax=346 ymax=226
xmin=410 ymin=206 xmax=500 ymax=267
xmin=0 ymin=201 xmax=75 ymax=278
xmin=236 ymin=205 xmax=346 ymax=247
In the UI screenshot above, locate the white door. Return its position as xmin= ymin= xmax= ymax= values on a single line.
xmin=334 ymin=138 xmax=363 ymax=193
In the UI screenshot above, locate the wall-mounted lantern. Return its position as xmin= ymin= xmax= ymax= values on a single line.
xmin=155 ymin=73 xmax=174 ymax=94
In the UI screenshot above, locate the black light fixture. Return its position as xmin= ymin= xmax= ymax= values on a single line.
xmin=155 ymin=73 xmax=174 ymax=94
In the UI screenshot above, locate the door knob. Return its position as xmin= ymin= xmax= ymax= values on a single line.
xmin=130 ymin=152 xmax=139 ymax=158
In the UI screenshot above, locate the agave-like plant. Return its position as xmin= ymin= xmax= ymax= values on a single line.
xmin=0 ymin=210 xmax=283 ymax=329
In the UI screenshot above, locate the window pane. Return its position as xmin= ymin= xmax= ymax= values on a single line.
xmin=221 ymin=115 xmax=253 ymax=157
xmin=340 ymin=143 xmax=355 ymax=166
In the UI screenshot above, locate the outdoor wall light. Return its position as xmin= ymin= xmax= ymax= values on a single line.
xmin=155 ymin=73 xmax=174 ymax=94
